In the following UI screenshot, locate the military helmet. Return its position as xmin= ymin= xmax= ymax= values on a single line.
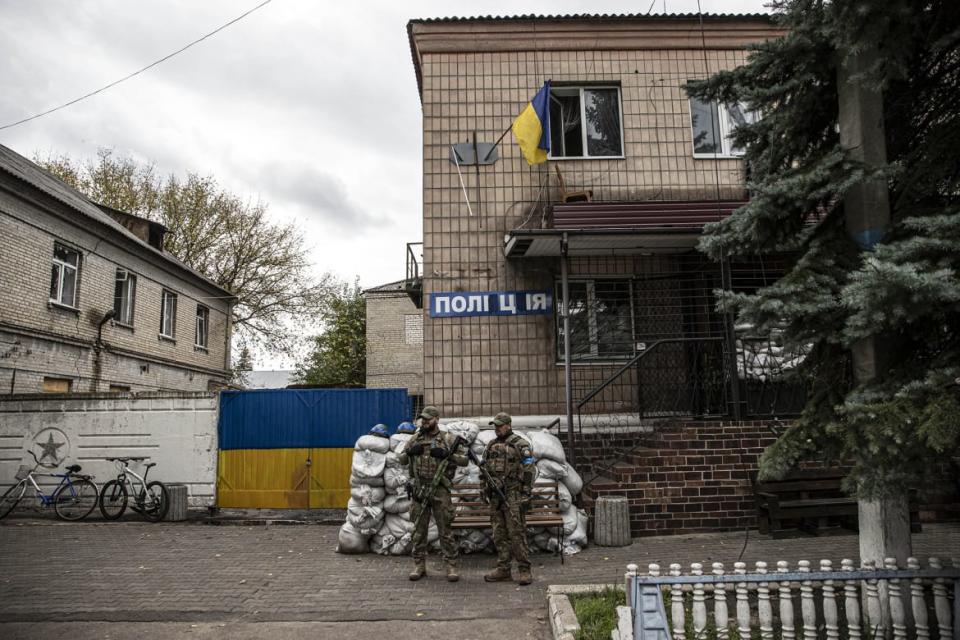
xmin=396 ymin=421 xmax=416 ymax=434
xmin=369 ymin=423 xmax=390 ymax=438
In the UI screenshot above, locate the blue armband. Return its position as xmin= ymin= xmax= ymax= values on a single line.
xmin=521 ymin=456 xmax=536 ymax=466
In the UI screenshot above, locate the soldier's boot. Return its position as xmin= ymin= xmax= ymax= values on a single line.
xmin=408 ymin=560 xmax=427 ymax=581
xmin=516 ymin=565 xmax=533 ymax=586
xmin=483 ymin=565 xmax=513 ymax=582
xmin=446 ymin=563 xmax=460 ymax=582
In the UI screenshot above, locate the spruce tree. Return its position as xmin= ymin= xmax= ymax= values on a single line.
xmin=687 ymin=0 xmax=960 ymax=497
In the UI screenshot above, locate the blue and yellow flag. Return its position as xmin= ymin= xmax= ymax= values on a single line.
xmin=512 ymin=80 xmax=552 ymax=165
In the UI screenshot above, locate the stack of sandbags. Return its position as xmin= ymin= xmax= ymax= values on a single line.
xmin=336 ymin=431 xmax=390 ymax=554
xmin=520 ymin=428 xmax=588 ymax=555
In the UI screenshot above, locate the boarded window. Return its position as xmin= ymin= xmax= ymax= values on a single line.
xmin=42 ymin=377 xmax=72 ymax=393
xmin=109 ymin=384 xmax=131 ymax=393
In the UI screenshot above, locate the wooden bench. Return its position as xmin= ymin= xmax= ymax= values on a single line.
xmin=450 ymin=480 xmax=566 ymax=561
xmin=752 ymin=468 xmax=921 ymax=537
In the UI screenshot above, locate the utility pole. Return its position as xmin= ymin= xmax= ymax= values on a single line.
xmin=837 ymin=43 xmax=912 ymax=583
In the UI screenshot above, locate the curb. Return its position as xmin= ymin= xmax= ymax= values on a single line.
xmin=546 ymin=583 xmax=626 ymax=640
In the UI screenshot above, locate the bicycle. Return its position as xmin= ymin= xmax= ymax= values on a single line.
xmin=98 ymin=457 xmax=169 ymax=522
xmin=0 ymin=451 xmax=99 ymax=521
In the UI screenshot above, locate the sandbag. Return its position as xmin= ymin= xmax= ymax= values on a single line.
xmin=384 ymin=513 xmax=414 ymax=538
xmin=384 ymin=466 xmax=409 ymax=492
xmin=561 ymin=462 xmax=583 ymax=495
xmin=390 ymin=433 xmax=413 ymax=452
xmin=441 ymin=420 xmax=480 ymax=444
xmin=351 ymin=449 xmax=386 ymax=480
xmin=558 ymin=483 xmax=572 ymax=511
xmin=536 ymin=458 xmax=567 ymax=481
xmin=336 ymin=521 xmax=369 ymax=554
xmin=523 ymin=429 xmax=565 ymax=462
xmin=350 ymin=484 xmax=386 ymax=505
xmin=453 ymin=463 xmax=480 ymax=486
xmin=384 ymin=451 xmax=401 ymax=468
xmin=346 ymin=498 xmax=384 ymax=535
xmin=566 ymin=508 xmax=588 ymax=546
xmin=562 ymin=504 xmax=580 ymax=536
xmin=350 ymin=473 xmax=384 ymax=487
xmin=355 ymin=434 xmax=391 ymax=454
xmin=383 ymin=493 xmax=412 ymax=514
xmin=390 ymin=533 xmax=413 ymax=555
xmin=471 ymin=429 xmax=497 ymax=459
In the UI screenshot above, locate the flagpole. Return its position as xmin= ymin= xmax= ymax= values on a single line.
xmin=481 ymin=123 xmax=513 ymax=163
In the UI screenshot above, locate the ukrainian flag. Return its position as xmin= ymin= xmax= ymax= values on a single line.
xmin=512 ymin=80 xmax=552 ymax=165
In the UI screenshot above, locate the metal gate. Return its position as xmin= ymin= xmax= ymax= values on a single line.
xmin=216 ymin=388 xmax=409 ymax=509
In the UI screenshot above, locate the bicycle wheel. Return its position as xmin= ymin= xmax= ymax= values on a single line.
xmin=54 ymin=478 xmax=99 ymax=521
xmin=0 ymin=482 xmax=27 ymax=520
xmin=141 ymin=481 xmax=169 ymax=522
xmin=99 ymin=479 xmax=128 ymax=520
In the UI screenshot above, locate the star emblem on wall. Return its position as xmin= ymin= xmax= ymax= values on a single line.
xmin=36 ymin=432 xmax=66 ymax=463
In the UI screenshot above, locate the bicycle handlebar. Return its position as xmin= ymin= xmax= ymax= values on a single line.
xmin=106 ymin=457 xmax=149 ymax=463
xmin=28 ymin=450 xmax=59 ymax=469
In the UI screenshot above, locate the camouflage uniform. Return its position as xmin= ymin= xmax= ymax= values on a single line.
xmin=481 ymin=417 xmax=535 ymax=584
xmin=398 ymin=427 xmax=468 ymax=574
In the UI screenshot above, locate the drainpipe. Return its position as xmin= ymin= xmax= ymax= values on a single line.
xmin=93 ymin=310 xmax=116 ymax=392
xmin=560 ymin=232 xmax=575 ymax=467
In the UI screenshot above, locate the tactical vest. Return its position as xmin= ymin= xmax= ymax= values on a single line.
xmin=411 ymin=431 xmax=457 ymax=482
xmin=484 ymin=433 xmax=528 ymax=486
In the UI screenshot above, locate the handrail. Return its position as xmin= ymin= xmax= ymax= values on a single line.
xmin=575 ymin=337 xmax=725 ymax=410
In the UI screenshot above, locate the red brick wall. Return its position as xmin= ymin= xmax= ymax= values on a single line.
xmin=577 ymin=421 xmax=779 ymax=536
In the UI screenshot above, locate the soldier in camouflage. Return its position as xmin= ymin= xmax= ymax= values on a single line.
xmin=397 ymin=405 xmax=468 ymax=582
xmin=481 ymin=412 xmax=536 ymax=585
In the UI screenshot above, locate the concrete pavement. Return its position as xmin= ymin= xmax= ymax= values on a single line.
xmin=1 ymin=519 xmax=957 ymax=639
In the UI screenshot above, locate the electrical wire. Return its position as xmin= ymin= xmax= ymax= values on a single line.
xmin=0 ymin=0 xmax=275 ymax=131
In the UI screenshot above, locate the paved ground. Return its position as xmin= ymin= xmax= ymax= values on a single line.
xmin=1 ymin=518 xmax=957 ymax=639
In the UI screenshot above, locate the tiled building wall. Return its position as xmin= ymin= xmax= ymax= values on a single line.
xmin=0 ymin=184 xmax=232 ymax=393
xmin=365 ymin=291 xmax=424 ymax=394
xmin=421 ymin=46 xmax=751 ymax=417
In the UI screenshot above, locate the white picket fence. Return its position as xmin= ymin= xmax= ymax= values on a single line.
xmin=623 ymin=557 xmax=960 ymax=640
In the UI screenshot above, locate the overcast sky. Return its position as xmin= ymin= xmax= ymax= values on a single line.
xmin=0 ymin=0 xmax=767 ymax=367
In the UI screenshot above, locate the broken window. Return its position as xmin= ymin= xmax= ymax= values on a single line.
xmin=549 ymin=86 xmax=623 ymax=159
xmin=689 ymin=97 xmax=757 ymax=157
xmin=114 ymin=269 xmax=137 ymax=325
xmin=50 ymin=243 xmax=80 ymax=307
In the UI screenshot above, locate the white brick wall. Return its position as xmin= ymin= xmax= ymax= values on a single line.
xmin=365 ymin=291 xmax=423 ymax=394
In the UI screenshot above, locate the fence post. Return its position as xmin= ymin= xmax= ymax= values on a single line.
xmin=798 ymin=560 xmax=817 ymax=640
xmin=757 ymin=561 xmax=774 ymax=640
xmin=626 ymin=563 xmax=639 ymax=610
xmin=778 ymin=561 xmax=796 ymax=640
xmin=842 ymin=559 xmax=863 ymax=640
xmin=735 ymin=562 xmax=751 ymax=640
xmin=670 ymin=563 xmax=685 ymax=640
xmin=692 ymin=563 xmax=707 ymax=638
xmin=713 ymin=562 xmax=730 ymax=640
xmin=821 ymin=559 xmax=839 ymax=640
xmin=862 ymin=559 xmax=883 ymax=638
xmin=907 ymin=557 xmax=929 ymax=640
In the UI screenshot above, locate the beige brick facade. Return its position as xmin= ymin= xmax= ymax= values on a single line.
xmin=0 ymin=154 xmax=233 ymax=394
xmin=364 ymin=282 xmax=423 ymax=395
xmin=409 ymin=16 xmax=781 ymax=417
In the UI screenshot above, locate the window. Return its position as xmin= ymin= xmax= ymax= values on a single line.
xmin=49 ymin=243 xmax=80 ymax=307
xmin=42 ymin=377 xmax=72 ymax=393
xmin=556 ymin=279 xmax=634 ymax=361
xmin=689 ymin=98 xmax=757 ymax=157
xmin=109 ymin=384 xmax=131 ymax=393
xmin=195 ymin=305 xmax=209 ymax=349
xmin=113 ymin=269 xmax=137 ymax=326
xmin=160 ymin=290 xmax=177 ymax=339
xmin=549 ymin=86 xmax=623 ymax=158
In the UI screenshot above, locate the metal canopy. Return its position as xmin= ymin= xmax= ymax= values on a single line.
xmin=504 ymin=228 xmax=702 ymax=258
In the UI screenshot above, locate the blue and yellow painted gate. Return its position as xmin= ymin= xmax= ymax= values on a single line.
xmin=216 ymin=388 xmax=409 ymax=509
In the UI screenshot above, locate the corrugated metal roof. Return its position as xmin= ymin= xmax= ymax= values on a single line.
xmin=409 ymin=13 xmax=771 ymax=24
xmin=0 ymin=143 xmax=234 ymax=298
xmin=550 ymin=200 xmax=747 ymax=230
xmin=363 ymin=278 xmax=418 ymax=294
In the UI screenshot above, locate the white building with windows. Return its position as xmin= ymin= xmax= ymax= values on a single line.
xmin=0 ymin=143 xmax=235 ymax=394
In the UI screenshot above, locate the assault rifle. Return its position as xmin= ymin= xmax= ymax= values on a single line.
xmin=466 ymin=448 xmax=508 ymax=508
xmin=410 ymin=435 xmax=465 ymax=533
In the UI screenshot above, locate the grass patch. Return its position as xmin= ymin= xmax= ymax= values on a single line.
xmin=569 ymin=587 xmax=626 ymax=640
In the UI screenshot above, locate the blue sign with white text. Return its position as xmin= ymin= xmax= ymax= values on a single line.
xmin=430 ymin=290 xmax=553 ymax=318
